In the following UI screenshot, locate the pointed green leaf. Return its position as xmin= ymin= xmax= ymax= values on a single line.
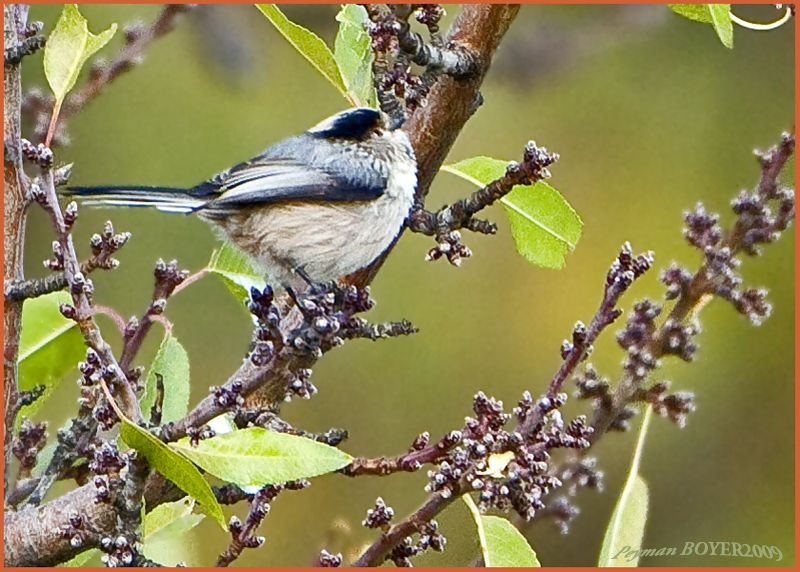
xmin=171 ymin=427 xmax=353 ymax=487
xmin=255 ymin=4 xmax=352 ymax=104
xmin=334 ymin=4 xmax=376 ymax=108
xmin=140 ymin=333 xmax=190 ymax=424
xmin=598 ymin=407 xmax=652 ymax=567
xmin=18 ymin=291 xmax=85 ymax=420
xmin=60 ymin=549 xmax=100 ymax=567
xmin=208 ymin=242 xmax=263 ymax=302
xmin=668 ymin=4 xmax=713 ymax=23
xmin=442 ymin=158 xmax=582 ymax=269
xmin=44 ymin=4 xmax=117 ymax=102
xmin=668 ymin=5 xmax=733 ymax=48
xmin=708 ymin=4 xmax=733 ymax=48
xmin=142 ymin=497 xmax=205 ymax=565
xmin=463 ymin=495 xmax=540 ymax=567
xmin=119 ymin=419 xmax=225 ymax=529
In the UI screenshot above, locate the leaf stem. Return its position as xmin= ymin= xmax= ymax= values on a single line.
xmin=171 ymin=267 xmax=208 ymax=296
xmin=44 ymin=98 xmax=62 ymax=147
xmin=629 ymin=405 xmax=653 ymax=477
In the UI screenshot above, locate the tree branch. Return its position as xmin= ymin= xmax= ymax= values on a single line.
xmin=342 ymin=431 xmax=460 ymax=477
xmin=4 ymin=477 xmax=117 ymax=566
xmin=4 ymin=3 xmax=30 ymax=493
xmin=353 ymin=493 xmax=452 ymax=567
xmin=407 ymin=140 xmax=558 ymax=265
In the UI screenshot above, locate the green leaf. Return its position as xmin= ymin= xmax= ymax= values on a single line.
xmin=171 ymin=427 xmax=353 ymax=487
xmin=140 ymin=333 xmax=190 ymax=424
xmin=668 ymin=4 xmax=713 ymax=23
xmin=208 ymin=242 xmax=263 ymax=302
xmin=63 ymin=499 xmax=205 ymax=566
xmin=598 ymin=407 xmax=652 ymax=567
xmin=442 ymin=158 xmax=582 ymax=269
xmin=61 ymin=549 xmax=100 ymax=567
xmin=708 ymin=4 xmax=733 ymax=49
xmin=668 ymin=5 xmax=733 ymax=48
xmin=255 ymin=4 xmax=352 ymax=104
xmin=44 ymin=4 xmax=117 ymax=103
xmin=119 ymin=419 xmax=226 ymax=529
xmin=142 ymin=497 xmax=205 ymax=565
xmin=18 ymin=291 xmax=85 ymax=420
xmin=334 ymin=4 xmax=376 ymax=108
xmin=463 ymin=495 xmax=540 ymax=567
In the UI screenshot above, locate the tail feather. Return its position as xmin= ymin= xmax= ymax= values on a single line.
xmin=64 ymin=185 xmax=208 ymax=214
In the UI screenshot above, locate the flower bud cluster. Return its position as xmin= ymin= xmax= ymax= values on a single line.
xmin=54 ymin=512 xmax=87 ymax=553
xmin=248 ymin=285 xmax=283 ymax=365
xmin=416 ymin=389 xmax=591 ymax=526
xmin=99 ymin=534 xmax=140 ymax=567
xmin=388 ymin=520 xmax=446 ymax=567
xmin=318 ymin=549 xmax=343 ymax=567
xmin=636 ymin=381 xmax=696 ymax=428
xmin=363 ymin=497 xmax=395 ymax=529
xmin=88 ymin=221 xmax=131 ymax=271
xmin=20 ymin=139 xmax=53 ymax=168
xmin=186 ymin=425 xmax=216 ymax=447
xmin=89 ymin=441 xmax=126 ymax=476
xmin=12 ymin=418 xmax=47 ymax=472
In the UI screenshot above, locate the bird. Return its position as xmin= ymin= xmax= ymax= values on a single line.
xmin=64 ymin=107 xmax=418 ymax=289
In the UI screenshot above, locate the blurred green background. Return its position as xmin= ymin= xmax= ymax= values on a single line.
xmin=20 ymin=4 xmax=794 ymax=567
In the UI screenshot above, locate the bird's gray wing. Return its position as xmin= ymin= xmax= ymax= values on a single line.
xmin=194 ymin=158 xmax=386 ymax=213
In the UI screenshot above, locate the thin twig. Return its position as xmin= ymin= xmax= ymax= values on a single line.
xmin=24 ymin=150 xmax=142 ymax=421
xmin=407 ymin=141 xmax=559 ymax=266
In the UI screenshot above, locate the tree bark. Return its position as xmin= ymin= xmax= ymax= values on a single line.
xmin=4 ymin=481 xmax=117 ymax=566
xmin=4 ymin=3 xmax=29 ymax=493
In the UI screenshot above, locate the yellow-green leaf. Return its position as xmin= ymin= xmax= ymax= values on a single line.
xmin=140 ymin=333 xmax=190 ymax=424
xmin=255 ymin=4 xmax=352 ymax=104
xmin=143 ymin=497 xmax=205 ymax=565
xmin=668 ymin=5 xmax=733 ymax=48
xmin=18 ymin=291 xmax=85 ymax=421
xmin=668 ymin=4 xmax=713 ymax=23
xmin=442 ymin=158 xmax=582 ymax=269
xmin=60 ymin=549 xmax=100 ymax=567
xmin=171 ymin=427 xmax=353 ymax=487
xmin=208 ymin=242 xmax=263 ymax=302
xmin=463 ymin=495 xmax=540 ymax=567
xmin=119 ymin=419 xmax=225 ymax=529
xmin=44 ymin=4 xmax=117 ymax=102
xmin=334 ymin=4 xmax=376 ymax=107
xmin=708 ymin=4 xmax=733 ymax=49
xmin=598 ymin=407 xmax=652 ymax=567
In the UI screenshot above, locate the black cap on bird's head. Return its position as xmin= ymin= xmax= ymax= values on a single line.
xmin=307 ymin=107 xmax=394 ymax=141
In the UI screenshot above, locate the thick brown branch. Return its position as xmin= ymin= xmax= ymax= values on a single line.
xmin=349 ymin=4 xmax=521 ymax=285
xmin=392 ymin=5 xmax=478 ymax=78
xmin=4 ymin=3 xmax=30 ymax=493
xmin=4 ymin=480 xmax=117 ymax=567
xmin=405 ymin=5 xmax=521 ymax=198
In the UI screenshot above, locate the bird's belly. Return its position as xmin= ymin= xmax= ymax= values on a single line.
xmin=215 ymin=193 xmax=410 ymax=286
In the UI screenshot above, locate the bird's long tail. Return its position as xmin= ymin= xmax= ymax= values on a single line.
xmin=63 ymin=185 xmax=209 ymax=214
